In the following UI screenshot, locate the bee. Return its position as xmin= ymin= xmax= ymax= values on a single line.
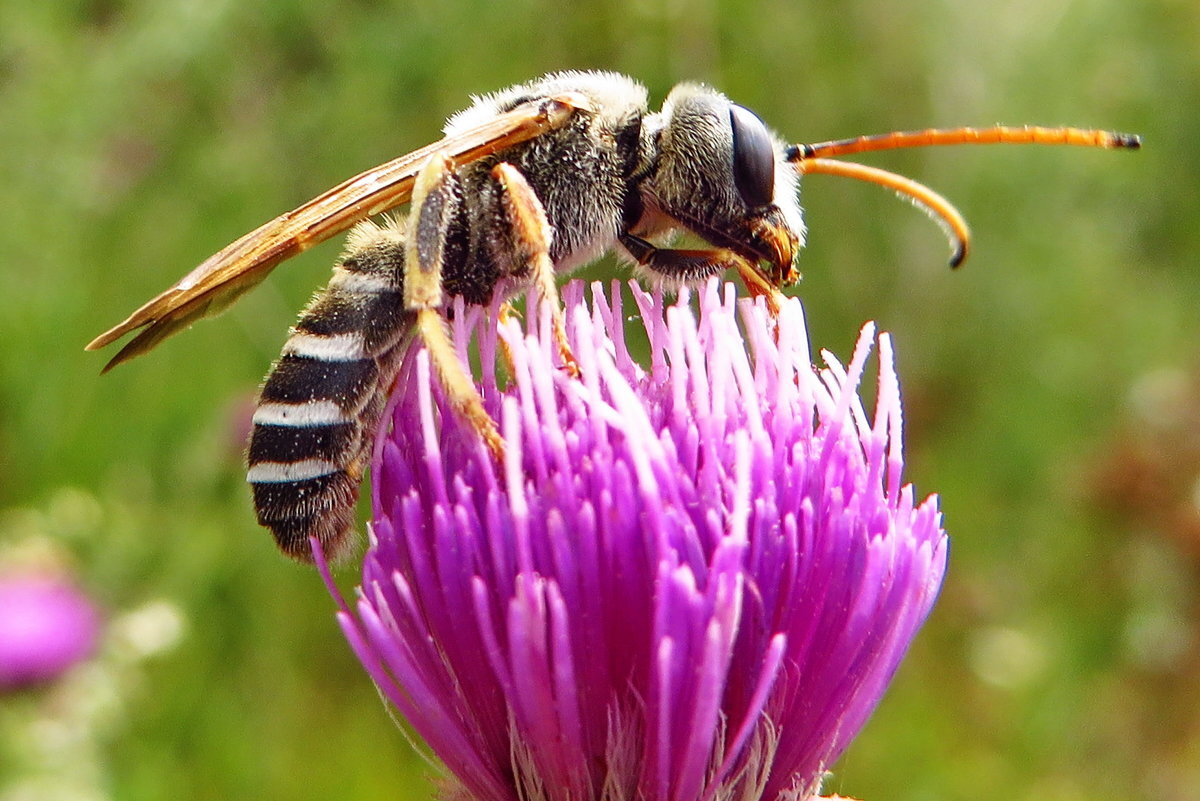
xmin=87 ymin=70 xmax=1140 ymax=562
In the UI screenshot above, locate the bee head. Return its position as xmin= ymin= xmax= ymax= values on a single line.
xmin=635 ymin=84 xmax=806 ymax=286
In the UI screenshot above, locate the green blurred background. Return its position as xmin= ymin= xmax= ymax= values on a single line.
xmin=0 ymin=0 xmax=1194 ymax=799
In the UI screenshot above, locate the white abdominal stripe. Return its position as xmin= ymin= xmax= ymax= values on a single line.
xmin=282 ymin=331 xmax=368 ymax=361
xmin=252 ymin=400 xmax=349 ymax=427
xmin=247 ymin=458 xmax=340 ymax=484
xmin=328 ymin=267 xmax=397 ymax=295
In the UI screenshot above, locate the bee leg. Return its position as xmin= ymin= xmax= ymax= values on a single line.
xmin=619 ymin=233 xmax=784 ymax=314
xmin=405 ymin=154 xmax=506 ymax=462
xmin=618 ymin=233 xmax=750 ymax=282
xmin=491 ymin=163 xmax=580 ymax=378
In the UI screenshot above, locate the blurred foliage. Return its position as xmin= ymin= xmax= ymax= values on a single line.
xmin=0 ymin=0 xmax=1195 ymax=799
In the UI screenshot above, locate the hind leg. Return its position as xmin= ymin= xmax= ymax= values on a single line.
xmin=404 ymin=154 xmax=506 ymax=462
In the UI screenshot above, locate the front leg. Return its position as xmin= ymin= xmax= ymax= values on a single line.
xmin=619 ymin=233 xmax=784 ymax=314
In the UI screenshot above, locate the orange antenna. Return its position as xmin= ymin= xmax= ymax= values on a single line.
xmin=786 ymin=125 xmax=1141 ymax=267
xmin=789 ymin=125 xmax=1140 ymax=161
xmin=797 ymin=157 xmax=972 ymax=267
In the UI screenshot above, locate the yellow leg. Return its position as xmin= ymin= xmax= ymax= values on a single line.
xmin=492 ymin=163 xmax=579 ymax=377
xmin=405 ymin=155 xmax=505 ymax=462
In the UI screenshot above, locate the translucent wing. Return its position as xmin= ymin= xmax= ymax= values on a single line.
xmin=88 ymin=93 xmax=592 ymax=371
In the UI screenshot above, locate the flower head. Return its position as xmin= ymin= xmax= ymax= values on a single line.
xmin=0 ymin=571 xmax=100 ymax=690
xmin=331 ymin=280 xmax=947 ymax=801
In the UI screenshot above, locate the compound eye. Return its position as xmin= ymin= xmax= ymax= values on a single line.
xmin=729 ymin=104 xmax=776 ymax=208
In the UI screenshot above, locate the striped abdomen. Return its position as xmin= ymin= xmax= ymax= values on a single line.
xmin=248 ymin=219 xmax=413 ymax=561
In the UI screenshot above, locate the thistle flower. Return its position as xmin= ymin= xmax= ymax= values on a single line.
xmin=0 ymin=571 xmax=100 ymax=690
xmin=329 ymin=280 xmax=947 ymax=801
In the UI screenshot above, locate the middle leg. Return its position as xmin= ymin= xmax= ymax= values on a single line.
xmin=491 ymin=162 xmax=579 ymax=377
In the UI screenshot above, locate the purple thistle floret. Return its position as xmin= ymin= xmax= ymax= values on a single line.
xmin=332 ymin=280 xmax=947 ymax=801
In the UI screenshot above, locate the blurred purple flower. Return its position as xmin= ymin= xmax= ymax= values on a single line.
xmin=0 ymin=572 xmax=100 ymax=690
xmin=330 ymin=281 xmax=947 ymax=801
